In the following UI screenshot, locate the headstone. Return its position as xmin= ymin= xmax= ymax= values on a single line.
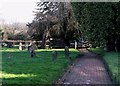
xmin=52 ymin=50 xmax=57 ymax=61
xmin=25 ymin=42 xmax=29 ymax=50
xmin=19 ymin=42 xmax=22 ymax=50
xmin=86 ymin=80 xmax=91 ymax=84
xmin=64 ymin=46 xmax=69 ymax=58
xmin=28 ymin=42 xmax=31 ymax=51
xmin=75 ymin=41 xmax=77 ymax=49
xmin=7 ymin=42 xmax=13 ymax=48
xmin=104 ymin=47 xmax=107 ymax=51
xmin=104 ymin=44 xmax=107 ymax=51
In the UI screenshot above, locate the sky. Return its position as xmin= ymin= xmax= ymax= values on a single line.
xmin=0 ymin=0 xmax=39 ymax=24
xmin=0 ymin=0 xmax=119 ymax=24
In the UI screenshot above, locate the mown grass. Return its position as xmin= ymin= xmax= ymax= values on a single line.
xmin=88 ymin=47 xmax=105 ymax=56
xmin=1 ymin=47 xmax=79 ymax=84
xmin=88 ymin=48 xmax=120 ymax=84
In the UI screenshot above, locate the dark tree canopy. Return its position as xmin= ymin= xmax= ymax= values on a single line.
xmin=71 ymin=2 xmax=120 ymax=51
xmin=27 ymin=2 xmax=80 ymax=48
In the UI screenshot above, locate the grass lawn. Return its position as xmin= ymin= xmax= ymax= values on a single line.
xmin=1 ymin=47 xmax=79 ymax=84
xmin=88 ymin=48 xmax=120 ymax=84
xmin=88 ymin=47 xmax=105 ymax=56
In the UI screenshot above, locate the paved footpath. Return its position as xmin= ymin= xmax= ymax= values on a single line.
xmin=58 ymin=48 xmax=113 ymax=85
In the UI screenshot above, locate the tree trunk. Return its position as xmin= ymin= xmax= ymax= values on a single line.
xmin=41 ymin=28 xmax=50 ymax=49
xmin=116 ymin=39 xmax=120 ymax=52
xmin=64 ymin=39 xmax=70 ymax=46
xmin=106 ymin=40 xmax=115 ymax=51
xmin=41 ymin=31 xmax=47 ymax=49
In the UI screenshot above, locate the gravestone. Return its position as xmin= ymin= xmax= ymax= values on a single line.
xmin=25 ymin=42 xmax=29 ymax=50
xmin=7 ymin=42 xmax=13 ymax=48
xmin=75 ymin=41 xmax=77 ymax=49
xmin=52 ymin=50 xmax=57 ymax=61
xmin=19 ymin=42 xmax=22 ymax=50
xmin=104 ymin=44 xmax=107 ymax=51
xmin=64 ymin=46 xmax=69 ymax=58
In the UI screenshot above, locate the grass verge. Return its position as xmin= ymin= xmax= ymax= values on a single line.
xmin=88 ymin=48 xmax=120 ymax=84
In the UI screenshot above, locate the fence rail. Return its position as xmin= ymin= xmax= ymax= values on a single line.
xmin=0 ymin=40 xmax=89 ymax=49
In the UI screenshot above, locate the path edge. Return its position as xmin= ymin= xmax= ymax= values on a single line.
xmin=53 ymin=53 xmax=82 ymax=84
xmin=87 ymin=48 xmax=118 ymax=85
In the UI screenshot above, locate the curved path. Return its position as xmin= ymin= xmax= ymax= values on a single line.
xmin=57 ymin=48 xmax=113 ymax=84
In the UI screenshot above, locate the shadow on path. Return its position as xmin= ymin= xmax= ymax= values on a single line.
xmin=57 ymin=48 xmax=113 ymax=84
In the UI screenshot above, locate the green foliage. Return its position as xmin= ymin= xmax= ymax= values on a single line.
xmin=14 ymin=33 xmax=27 ymax=40
xmin=88 ymin=47 xmax=105 ymax=56
xmin=103 ymin=52 xmax=119 ymax=84
xmin=71 ymin=2 xmax=120 ymax=49
xmin=7 ymin=32 xmax=14 ymax=40
xmin=8 ymin=33 xmax=27 ymax=40
xmin=28 ymin=2 xmax=80 ymax=45
xmin=1 ymin=48 xmax=79 ymax=84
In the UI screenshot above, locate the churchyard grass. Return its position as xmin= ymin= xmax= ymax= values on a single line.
xmin=1 ymin=48 xmax=79 ymax=84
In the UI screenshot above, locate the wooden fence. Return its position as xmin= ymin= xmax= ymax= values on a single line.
xmin=0 ymin=40 xmax=87 ymax=49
